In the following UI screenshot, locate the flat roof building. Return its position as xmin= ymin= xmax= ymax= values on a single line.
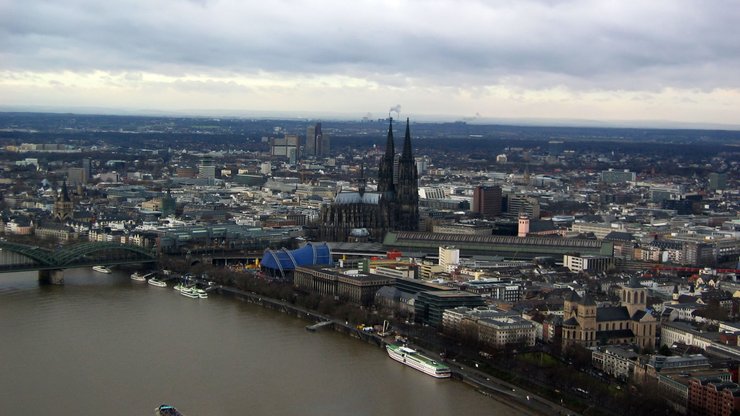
xmin=293 ymin=266 xmax=393 ymax=306
xmin=415 ymin=290 xmax=486 ymax=328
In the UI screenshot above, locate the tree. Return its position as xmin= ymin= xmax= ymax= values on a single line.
xmin=563 ymin=344 xmax=592 ymax=369
xmin=658 ymin=344 xmax=673 ymax=356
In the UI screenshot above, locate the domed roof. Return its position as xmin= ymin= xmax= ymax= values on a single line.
xmin=260 ymin=242 xmax=333 ymax=276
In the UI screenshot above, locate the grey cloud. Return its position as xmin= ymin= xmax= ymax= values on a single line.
xmin=1 ymin=0 xmax=739 ymax=91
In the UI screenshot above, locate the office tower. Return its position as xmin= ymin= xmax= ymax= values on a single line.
xmin=600 ymin=169 xmax=636 ymax=184
xmin=472 ymin=185 xmax=502 ymax=219
xmin=439 ymin=246 xmax=460 ymax=272
xmin=319 ymin=128 xmax=330 ymax=156
xmin=305 ymin=123 xmax=329 ymax=157
xmin=198 ymin=157 xmax=216 ymax=179
xmin=271 ymin=135 xmax=300 ymax=163
xmin=708 ymin=172 xmax=727 ymax=191
xmin=548 ymin=140 xmax=564 ymax=155
xmin=260 ymin=162 xmax=272 ymax=175
xmin=506 ymin=195 xmax=540 ymax=219
xmin=82 ymin=158 xmax=92 ymax=177
xmin=306 ymin=124 xmax=316 ymax=156
xmin=67 ymin=167 xmax=88 ymax=185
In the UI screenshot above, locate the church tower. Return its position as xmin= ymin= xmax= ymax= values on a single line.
xmin=53 ymin=181 xmax=74 ymax=221
xmin=395 ymin=118 xmax=419 ymax=231
xmin=377 ymin=118 xmax=396 ymax=197
xmin=577 ymin=294 xmax=597 ymax=347
xmin=672 ymin=285 xmax=679 ymax=305
xmin=622 ymin=276 xmax=648 ymax=318
xmin=313 ymin=117 xmax=419 ymax=243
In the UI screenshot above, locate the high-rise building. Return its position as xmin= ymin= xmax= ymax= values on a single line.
xmin=438 ymin=246 xmax=460 ymax=273
xmin=67 ymin=167 xmax=88 ymax=185
xmin=600 ymin=169 xmax=635 ymax=184
xmin=320 ymin=128 xmax=330 ymax=156
xmin=198 ymin=157 xmax=216 ymax=179
xmin=708 ymin=172 xmax=727 ymax=191
xmin=472 ymin=185 xmax=502 ymax=219
xmin=160 ymin=189 xmax=176 ymax=217
xmin=260 ymin=162 xmax=272 ymax=175
xmin=305 ymin=124 xmax=317 ymax=156
xmin=506 ymin=195 xmax=540 ymax=219
xmin=82 ymin=158 xmax=92 ymax=177
xmin=271 ymin=135 xmax=300 ymax=163
xmin=305 ymin=123 xmax=330 ymax=157
xmin=548 ymin=140 xmax=564 ymax=155
xmin=414 ymin=156 xmax=430 ymax=174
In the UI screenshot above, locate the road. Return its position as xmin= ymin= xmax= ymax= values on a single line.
xmin=412 ymin=344 xmax=579 ymax=416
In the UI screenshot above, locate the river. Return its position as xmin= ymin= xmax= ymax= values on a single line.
xmin=0 ymin=268 xmax=518 ymax=415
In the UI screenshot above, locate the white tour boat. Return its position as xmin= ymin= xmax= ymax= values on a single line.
xmin=92 ymin=265 xmax=112 ymax=274
xmin=130 ymin=271 xmax=147 ymax=282
xmin=386 ymin=344 xmax=451 ymax=378
xmin=148 ymin=277 xmax=167 ymax=287
xmin=179 ymin=287 xmax=200 ymax=299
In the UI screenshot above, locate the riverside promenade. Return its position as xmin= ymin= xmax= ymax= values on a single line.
xmin=213 ymin=284 xmax=578 ymax=416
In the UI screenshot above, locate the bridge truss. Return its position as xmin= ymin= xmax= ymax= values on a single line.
xmin=0 ymin=241 xmax=157 ymax=273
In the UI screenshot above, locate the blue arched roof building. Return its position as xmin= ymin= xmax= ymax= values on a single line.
xmin=260 ymin=242 xmax=333 ymax=279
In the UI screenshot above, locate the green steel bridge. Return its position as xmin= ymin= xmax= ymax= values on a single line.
xmin=0 ymin=241 xmax=157 ymax=283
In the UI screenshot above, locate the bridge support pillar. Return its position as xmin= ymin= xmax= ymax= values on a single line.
xmin=39 ymin=269 xmax=64 ymax=285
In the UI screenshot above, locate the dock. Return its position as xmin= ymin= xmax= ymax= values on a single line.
xmin=305 ymin=321 xmax=334 ymax=332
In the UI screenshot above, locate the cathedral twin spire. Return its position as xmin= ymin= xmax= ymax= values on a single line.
xmin=377 ymin=118 xmax=397 ymax=195
xmin=378 ymin=117 xmax=414 ymax=187
xmin=401 ymin=117 xmax=413 ymax=162
xmin=377 ymin=117 xmax=419 ymax=232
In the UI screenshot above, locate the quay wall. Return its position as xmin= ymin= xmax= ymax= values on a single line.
xmin=214 ymin=286 xmax=386 ymax=348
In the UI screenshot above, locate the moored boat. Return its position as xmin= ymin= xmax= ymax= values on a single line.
xmin=155 ymin=404 xmax=184 ymax=416
xmin=148 ymin=277 xmax=167 ymax=287
xmin=92 ymin=265 xmax=112 ymax=274
xmin=130 ymin=272 xmax=147 ymax=282
xmin=386 ymin=344 xmax=451 ymax=378
xmin=191 ymin=287 xmax=208 ymax=298
xmin=179 ymin=287 xmax=200 ymax=299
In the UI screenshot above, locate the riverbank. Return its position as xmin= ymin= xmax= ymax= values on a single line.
xmin=213 ymin=284 xmax=576 ymax=416
xmin=2 ymin=269 xmax=514 ymax=416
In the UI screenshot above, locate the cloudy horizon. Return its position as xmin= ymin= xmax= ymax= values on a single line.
xmin=2 ymin=0 xmax=739 ymax=127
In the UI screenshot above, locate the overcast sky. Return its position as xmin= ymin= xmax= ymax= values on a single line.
xmin=1 ymin=0 xmax=739 ymax=126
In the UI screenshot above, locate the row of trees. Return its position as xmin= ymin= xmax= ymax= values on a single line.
xmin=159 ymin=255 xmax=679 ymax=416
xmin=159 ymin=255 xmax=381 ymax=326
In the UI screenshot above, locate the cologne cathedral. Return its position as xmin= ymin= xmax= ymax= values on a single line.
xmin=316 ymin=118 xmax=419 ymax=242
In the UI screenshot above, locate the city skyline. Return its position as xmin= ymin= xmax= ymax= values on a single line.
xmin=2 ymin=0 xmax=739 ymax=128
